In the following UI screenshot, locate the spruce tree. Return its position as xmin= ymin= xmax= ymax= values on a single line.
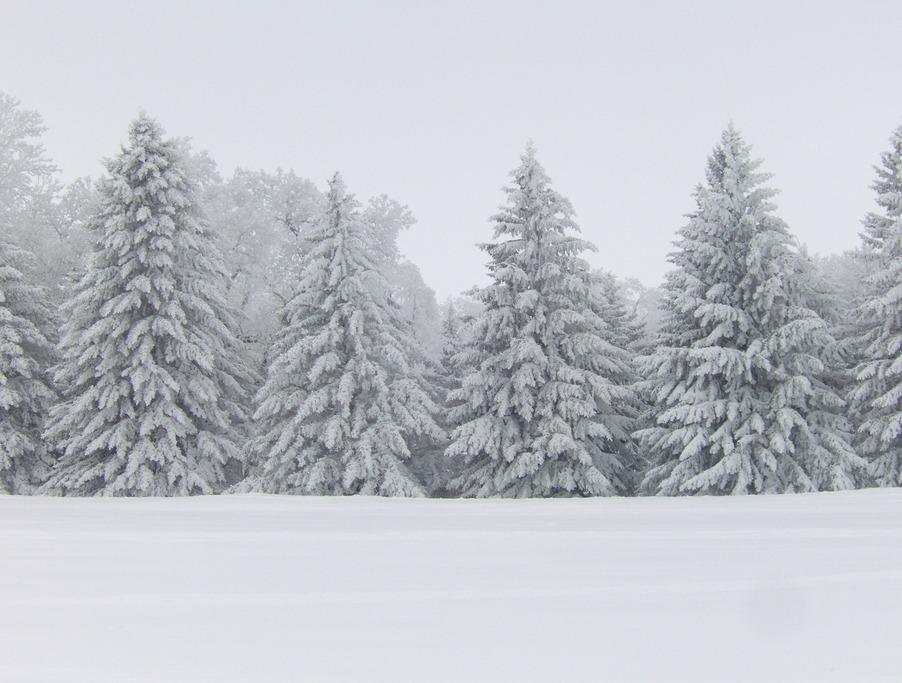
xmin=589 ymin=270 xmax=646 ymax=485
xmin=0 ymin=236 xmax=57 ymax=492
xmin=850 ymin=124 xmax=902 ymax=486
xmin=793 ymin=250 xmax=866 ymax=491
xmin=408 ymin=299 xmax=478 ymax=496
xmin=43 ymin=115 xmax=254 ymax=496
xmin=446 ymin=145 xmax=637 ymax=497
xmin=590 ymin=271 xmax=647 ymax=355
xmin=638 ymin=125 xmax=861 ymax=495
xmin=246 ymin=174 xmax=442 ymax=496
xmin=0 ymin=93 xmax=60 ymax=492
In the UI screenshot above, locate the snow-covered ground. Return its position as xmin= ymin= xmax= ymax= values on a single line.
xmin=1 ymin=490 xmax=900 ymax=682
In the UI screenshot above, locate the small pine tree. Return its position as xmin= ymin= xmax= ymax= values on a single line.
xmin=43 ymin=115 xmax=255 ymax=496
xmin=439 ymin=298 xmax=482 ymax=375
xmin=793 ymin=250 xmax=865 ymax=491
xmin=850 ymin=124 xmax=902 ymax=486
xmin=404 ymin=298 xmax=478 ymax=496
xmin=0 ymin=236 xmax=57 ymax=493
xmin=638 ymin=125 xmax=862 ymax=495
xmin=246 ymin=174 xmax=443 ymax=496
xmin=590 ymin=271 xmax=646 ymax=354
xmin=446 ymin=145 xmax=637 ymax=497
xmin=589 ymin=270 xmax=646 ymax=487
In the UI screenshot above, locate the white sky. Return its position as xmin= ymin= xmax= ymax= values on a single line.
xmin=4 ymin=0 xmax=902 ymax=300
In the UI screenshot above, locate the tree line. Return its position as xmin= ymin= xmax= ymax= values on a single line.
xmin=2 ymin=92 xmax=900 ymax=497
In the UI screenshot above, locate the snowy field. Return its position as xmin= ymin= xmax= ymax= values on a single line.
xmin=1 ymin=491 xmax=901 ymax=682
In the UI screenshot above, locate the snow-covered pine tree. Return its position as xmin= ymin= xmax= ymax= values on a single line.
xmin=0 ymin=235 xmax=57 ymax=493
xmin=590 ymin=270 xmax=647 ymax=354
xmin=405 ymin=298 xmax=481 ymax=496
xmin=0 ymin=93 xmax=60 ymax=492
xmin=43 ymin=115 xmax=255 ymax=496
xmin=588 ymin=270 xmax=646 ymax=486
xmin=850 ymin=124 xmax=902 ymax=487
xmin=445 ymin=145 xmax=637 ymax=497
xmin=793 ymin=249 xmax=866 ymax=491
xmin=638 ymin=125 xmax=862 ymax=495
xmin=439 ymin=298 xmax=482 ymax=381
xmin=246 ymin=174 xmax=443 ymax=496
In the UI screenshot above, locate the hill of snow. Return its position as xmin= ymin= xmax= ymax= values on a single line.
xmin=1 ymin=490 xmax=900 ymax=682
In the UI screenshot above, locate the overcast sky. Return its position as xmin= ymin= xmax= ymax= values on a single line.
xmin=4 ymin=1 xmax=902 ymax=300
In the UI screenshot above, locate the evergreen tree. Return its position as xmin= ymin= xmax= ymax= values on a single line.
xmin=403 ymin=298 xmax=477 ymax=496
xmin=638 ymin=125 xmax=862 ymax=495
xmin=43 ymin=115 xmax=255 ymax=496
xmin=246 ymin=174 xmax=443 ymax=496
xmin=591 ymin=270 xmax=647 ymax=354
xmin=589 ymin=270 xmax=646 ymax=485
xmin=0 ymin=93 xmax=61 ymax=492
xmin=794 ymin=249 xmax=866 ymax=491
xmin=850 ymin=124 xmax=902 ymax=486
xmin=446 ymin=145 xmax=637 ymax=497
xmin=0 ymin=236 xmax=57 ymax=492
xmin=439 ymin=298 xmax=482 ymax=382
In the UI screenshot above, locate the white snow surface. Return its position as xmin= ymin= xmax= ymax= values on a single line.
xmin=1 ymin=490 xmax=900 ymax=682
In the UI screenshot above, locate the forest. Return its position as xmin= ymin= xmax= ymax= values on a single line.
xmin=2 ymin=91 xmax=900 ymax=498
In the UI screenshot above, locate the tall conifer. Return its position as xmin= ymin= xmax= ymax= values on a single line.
xmin=44 ymin=115 xmax=254 ymax=495
xmin=638 ymin=126 xmax=861 ymax=495
xmin=0 ymin=93 xmax=60 ymax=492
xmin=0 ymin=237 xmax=57 ymax=492
xmin=446 ymin=145 xmax=637 ymax=497
xmin=247 ymin=174 xmax=442 ymax=496
xmin=850 ymin=125 xmax=902 ymax=486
